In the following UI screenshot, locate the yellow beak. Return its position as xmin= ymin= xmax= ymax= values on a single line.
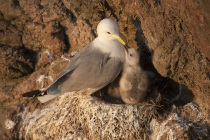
xmin=115 ymin=37 xmax=126 ymax=45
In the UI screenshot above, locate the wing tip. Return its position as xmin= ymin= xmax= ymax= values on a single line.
xmin=22 ymin=90 xmax=42 ymax=97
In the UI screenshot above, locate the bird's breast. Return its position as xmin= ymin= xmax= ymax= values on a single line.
xmin=92 ymin=38 xmax=125 ymax=62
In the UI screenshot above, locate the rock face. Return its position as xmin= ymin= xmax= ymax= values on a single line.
xmin=0 ymin=0 xmax=209 ymax=139
xmin=0 ymin=45 xmax=35 ymax=80
xmin=122 ymin=0 xmax=210 ymax=121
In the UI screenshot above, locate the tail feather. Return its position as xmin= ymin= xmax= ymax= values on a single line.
xmin=22 ymin=90 xmax=45 ymax=97
xmin=37 ymin=94 xmax=58 ymax=103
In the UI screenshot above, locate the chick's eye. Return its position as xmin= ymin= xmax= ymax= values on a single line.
xmin=129 ymin=54 xmax=133 ymax=57
xmin=107 ymin=32 xmax=111 ymax=34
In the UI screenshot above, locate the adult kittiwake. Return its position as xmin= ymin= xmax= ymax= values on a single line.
xmin=22 ymin=18 xmax=127 ymax=103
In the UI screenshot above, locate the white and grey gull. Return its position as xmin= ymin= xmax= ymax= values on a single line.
xmin=22 ymin=18 xmax=128 ymax=103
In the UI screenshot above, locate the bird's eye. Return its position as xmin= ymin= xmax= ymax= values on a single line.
xmin=107 ymin=32 xmax=111 ymax=34
xmin=129 ymin=54 xmax=133 ymax=57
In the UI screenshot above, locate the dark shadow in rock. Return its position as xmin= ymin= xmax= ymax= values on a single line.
xmin=174 ymin=84 xmax=194 ymax=106
xmin=59 ymin=24 xmax=71 ymax=53
xmin=188 ymin=124 xmax=210 ymax=140
xmin=51 ymin=26 xmax=64 ymax=41
xmin=101 ymin=1 xmax=118 ymax=20
xmin=8 ymin=66 xmax=25 ymax=77
xmin=131 ymin=17 xmax=159 ymax=75
xmin=64 ymin=8 xmax=77 ymax=23
xmin=12 ymin=0 xmax=20 ymax=7
xmin=130 ymin=17 xmax=195 ymax=111
xmin=0 ymin=44 xmax=37 ymax=80
xmin=84 ymin=19 xmax=97 ymax=38
xmin=141 ymin=73 xmax=194 ymax=114
xmin=153 ymin=0 xmax=161 ymax=7
xmin=16 ymin=60 xmax=34 ymax=73
xmin=24 ymin=46 xmax=38 ymax=68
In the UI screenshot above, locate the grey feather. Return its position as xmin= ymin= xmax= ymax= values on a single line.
xmin=46 ymin=43 xmax=123 ymax=95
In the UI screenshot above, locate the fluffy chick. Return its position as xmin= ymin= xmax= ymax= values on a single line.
xmin=119 ymin=48 xmax=149 ymax=104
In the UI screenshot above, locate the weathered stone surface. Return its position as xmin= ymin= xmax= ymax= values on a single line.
xmin=120 ymin=0 xmax=210 ymax=121
xmin=0 ymin=0 xmax=209 ymax=139
xmin=61 ymin=19 xmax=95 ymax=51
xmin=0 ymin=44 xmax=35 ymax=80
xmin=0 ymin=0 xmax=21 ymax=21
xmin=0 ymin=20 xmax=22 ymax=47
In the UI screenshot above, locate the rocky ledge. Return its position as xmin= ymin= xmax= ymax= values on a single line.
xmin=0 ymin=0 xmax=209 ymax=139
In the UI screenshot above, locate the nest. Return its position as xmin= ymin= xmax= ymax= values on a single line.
xmin=8 ymin=76 xmax=209 ymax=139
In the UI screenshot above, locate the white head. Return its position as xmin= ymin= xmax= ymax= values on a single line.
xmin=125 ymin=48 xmax=140 ymax=66
xmin=97 ymin=18 xmax=125 ymax=45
